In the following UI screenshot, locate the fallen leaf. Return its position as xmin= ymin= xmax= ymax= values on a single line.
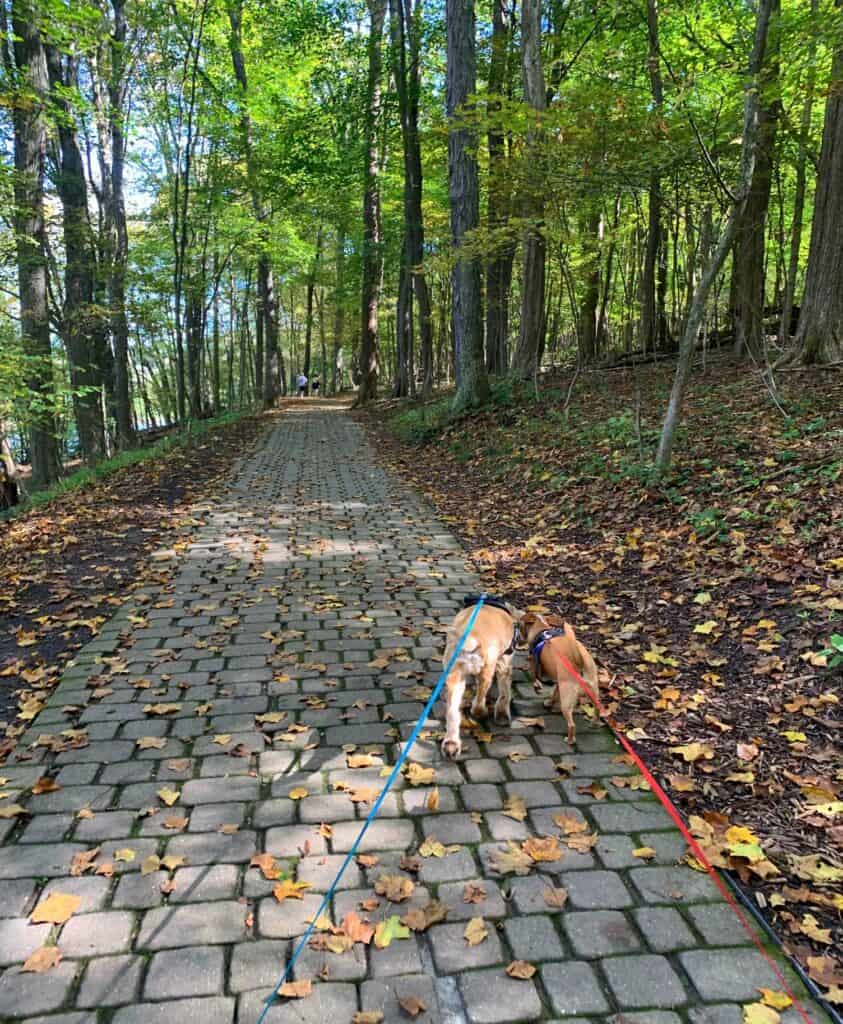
xmin=30 ymin=892 xmax=80 ymax=925
xmin=576 ymin=782 xmax=608 ymax=800
xmin=398 ymin=994 xmax=427 ymax=1018
xmin=21 ymin=947 xmax=62 ymax=973
xmin=743 ymin=1004 xmax=780 ymax=1024
xmin=163 ymin=815 xmax=188 ymax=830
xmin=405 ymin=763 xmax=435 ymax=786
xmin=759 ymin=990 xmax=792 ymax=1011
xmin=213 ymin=734 xmax=232 ymax=745
xmin=0 ymin=804 xmax=28 ymax=819
xmin=553 ymin=813 xmax=587 ymax=834
xmin=353 ymin=1012 xmax=384 ymax=1023
xmin=113 ymin=848 xmax=136 ymax=862
xmin=160 ymin=855 xmax=186 ymax=871
xmin=463 ymin=882 xmax=487 ymax=904
xmin=136 ymin=736 xmax=168 ymax=750
xmin=143 ymin=703 xmax=182 ymax=716
xmin=70 ymin=847 xmax=101 ymax=876
xmin=347 ymin=753 xmax=376 ymax=768
xmin=156 ymin=787 xmax=180 ymax=807
xmin=522 ymin=836 xmax=562 ymax=862
xmin=279 ymin=978 xmax=312 ymax=999
xmin=669 ymin=742 xmax=715 ymax=763
xmin=273 ymin=879 xmax=313 ymax=902
xmin=503 ymin=795 xmax=527 ymax=822
xmin=633 ymin=846 xmax=657 ymax=860
xmin=342 ymin=911 xmax=375 ymax=944
xmin=426 ymin=787 xmax=440 ymax=812
xmin=374 ymin=914 xmax=410 ymax=948
xmin=490 ymin=841 xmax=533 ymax=875
xmin=401 ymin=900 xmax=448 ymax=932
xmin=375 ymin=874 xmax=415 ymax=903
xmin=251 ymin=852 xmax=281 ymax=880
xmin=543 ymin=886 xmax=568 ymax=908
xmin=419 ymin=837 xmax=447 ymax=858
xmin=31 ymin=776 xmax=61 ymax=795
xmin=506 ymin=960 xmax=537 ymax=979
xmin=464 ymin=916 xmax=488 ymax=946
xmin=219 ymin=823 xmax=239 ymax=834
xmin=288 ymin=787 xmax=308 ymax=800
xmin=142 ymin=855 xmax=161 ymax=875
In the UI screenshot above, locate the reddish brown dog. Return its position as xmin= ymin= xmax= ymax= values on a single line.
xmin=521 ymin=613 xmax=599 ymax=746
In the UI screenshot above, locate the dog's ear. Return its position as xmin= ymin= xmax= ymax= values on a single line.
xmin=519 ymin=610 xmax=536 ymax=629
xmin=545 ymin=613 xmax=565 ymax=627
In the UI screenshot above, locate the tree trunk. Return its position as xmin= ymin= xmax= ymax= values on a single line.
xmin=485 ymin=0 xmax=514 ymax=375
xmin=46 ymin=48 xmax=107 ymax=465
xmin=579 ymin=207 xmax=601 ymax=363
xmin=358 ymin=0 xmax=387 ymax=403
xmin=304 ymin=227 xmax=322 ymax=379
xmin=638 ymin=0 xmax=667 ymax=353
xmin=332 ymin=226 xmax=346 ymax=394
xmin=655 ymin=0 xmax=776 ymax=474
xmin=108 ymin=0 xmax=134 ymax=448
xmin=792 ymin=1 xmax=843 ymax=364
xmin=730 ymin=0 xmax=781 ymax=359
xmin=9 ymin=0 xmax=60 ymax=486
xmin=511 ymin=0 xmax=547 ymax=379
xmin=447 ymin=0 xmax=489 ymax=407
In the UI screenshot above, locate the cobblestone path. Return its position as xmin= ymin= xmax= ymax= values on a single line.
xmin=0 ymin=404 xmax=830 ymax=1024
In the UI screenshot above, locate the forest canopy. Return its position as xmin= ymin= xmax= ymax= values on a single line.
xmin=1 ymin=0 xmax=841 ymax=490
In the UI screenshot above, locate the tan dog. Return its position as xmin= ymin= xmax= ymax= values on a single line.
xmin=522 ymin=613 xmax=599 ymax=746
xmin=440 ymin=599 xmax=523 ymax=759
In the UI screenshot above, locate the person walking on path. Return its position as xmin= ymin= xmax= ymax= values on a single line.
xmin=296 ymin=372 xmax=308 ymax=397
xmin=312 ymin=375 xmax=320 ymax=396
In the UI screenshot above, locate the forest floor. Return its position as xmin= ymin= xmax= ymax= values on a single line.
xmin=0 ymin=411 xmax=270 ymax=727
xmin=360 ymin=356 xmax=843 ymax=1007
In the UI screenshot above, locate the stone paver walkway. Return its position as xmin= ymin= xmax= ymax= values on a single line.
xmin=0 ymin=404 xmax=831 ymax=1024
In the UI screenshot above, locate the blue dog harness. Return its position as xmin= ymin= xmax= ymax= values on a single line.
xmin=530 ymin=628 xmax=566 ymax=679
xmin=462 ymin=594 xmax=520 ymax=655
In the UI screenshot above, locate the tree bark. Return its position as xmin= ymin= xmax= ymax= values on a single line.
xmin=730 ymin=0 xmax=781 ymax=359
xmin=447 ymin=0 xmax=489 ymax=407
xmin=47 ymin=47 xmax=107 ymax=465
xmin=9 ymin=0 xmax=60 ymax=486
xmin=304 ymin=227 xmax=322 ymax=380
xmin=358 ymin=0 xmax=387 ymax=403
xmin=511 ymin=0 xmax=547 ymax=379
xmin=579 ymin=207 xmax=601 ymax=363
xmin=792 ymin=0 xmax=843 ymax=364
xmin=331 ymin=226 xmax=346 ymax=394
xmin=655 ymin=0 xmax=776 ymax=475
xmin=485 ymin=0 xmax=514 ymax=375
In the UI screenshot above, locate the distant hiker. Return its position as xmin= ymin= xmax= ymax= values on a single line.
xmin=297 ymin=372 xmax=308 ymax=397
xmin=312 ymin=376 xmax=321 ymax=396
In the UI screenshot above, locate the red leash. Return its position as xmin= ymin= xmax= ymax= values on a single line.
xmin=557 ymin=655 xmax=815 ymax=1024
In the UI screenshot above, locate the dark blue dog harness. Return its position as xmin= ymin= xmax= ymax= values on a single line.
xmin=462 ymin=595 xmax=520 ymax=655
xmin=529 ymin=628 xmax=566 ymax=679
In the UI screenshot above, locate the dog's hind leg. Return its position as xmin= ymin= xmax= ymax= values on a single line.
xmin=493 ymin=656 xmax=513 ymax=724
xmin=471 ymin=659 xmax=496 ymax=720
xmin=441 ymin=671 xmax=466 ymax=759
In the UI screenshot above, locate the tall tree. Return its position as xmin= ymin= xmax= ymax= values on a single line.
xmin=729 ymin=0 xmax=781 ymax=360
xmin=655 ymin=0 xmax=777 ymax=474
xmin=792 ymin=0 xmax=843 ymax=365
xmin=5 ymin=0 xmax=60 ymax=486
xmin=358 ymin=0 xmax=387 ymax=403
xmin=227 ymin=0 xmax=282 ymax=406
xmin=485 ymin=0 xmax=514 ymax=375
xmin=638 ymin=0 xmax=668 ymax=353
xmin=447 ymin=0 xmax=489 ymax=406
xmin=47 ymin=45 xmax=107 ymax=464
xmin=511 ymin=0 xmax=547 ymax=379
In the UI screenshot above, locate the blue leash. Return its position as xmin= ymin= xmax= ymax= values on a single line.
xmin=257 ymin=595 xmax=487 ymax=1023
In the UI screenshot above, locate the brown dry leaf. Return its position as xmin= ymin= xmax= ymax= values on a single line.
xmin=502 ymin=795 xmax=527 ymax=822
xmin=426 ymin=787 xmax=440 ymax=812
xmin=163 ymin=816 xmax=188 ymax=830
xmin=219 ymin=823 xmax=239 ymax=835
xmin=464 ymin=916 xmax=488 ymax=946
xmin=543 ymin=886 xmax=568 ymax=908
xmin=398 ymin=995 xmax=427 ymax=1018
xmin=669 ymin=742 xmax=715 ymax=763
xmin=213 ymin=734 xmax=232 ymax=746
xmin=251 ymin=852 xmax=281 ymax=880
xmin=156 ymin=787 xmax=180 ymax=807
xmin=406 ymin=763 xmax=436 ymax=786
xmin=161 ymin=879 xmax=177 ymax=895
xmin=279 ymin=978 xmax=312 ymax=999
xmin=360 ymin=897 xmax=381 ymax=912
xmin=743 ymin=1004 xmax=780 ymax=1024
xmin=490 ymin=841 xmax=533 ymax=876
xmin=30 ymin=892 xmax=81 ymax=925
xmin=418 ymin=837 xmax=447 ymax=858
xmin=507 ymin=750 xmax=529 ymax=763
xmin=161 ymin=854 xmax=186 ymax=871
xmin=347 ymin=753 xmax=376 ymax=768
xmin=21 ymin=946 xmax=62 ymax=973
xmin=576 ymin=782 xmax=608 ymax=800
xmin=273 ymin=879 xmax=313 ymax=902
xmin=758 ymin=990 xmax=792 ymax=1011
xmin=553 ymin=812 xmax=587 ymax=835
xmin=522 ymin=836 xmax=562 ymax=863
xmin=144 ymin=703 xmax=182 ymax=716
xmin=375 ymin=874 xmax=415 ymax=903
xmin=566 ymin=831 xmax=599 ymax=852
xmin=95 ymin=862 xmax=114 ymax=877
xmin=136 ymin=736 xmax=167 ymax=750
xmin=401 ymin=900 xmax=448 ymax=932
xmin=318 ymin=822 xmax=333 ymax=839
xmin=506 ymin=960 xmax=537 ymax=980
xmin=0 ymin=804 xmax=28 ymax=819
xmin=288 ymin=787 xmax=308 ymax=800
xmin=356 ymin=854 xmax=379 ymax=869
xmin=76 ymin=809 xmax=94 ymax=820
xmin=70 ymin=846 xmax=101 ymax=876
xmin=32 ymin=776 xmax=61 ymax=795
xmin=463 ymin=882 xmax=487 ymax=904
xmin=353 ymin=1014 xmax=384 ymax=1024
xmin=342 ymin=911 xmax=375 ymax=945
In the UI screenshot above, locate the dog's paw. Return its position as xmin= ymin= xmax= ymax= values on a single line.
xmin=441 ymin=738 xmax=461 ymax=760
xmin=470 ymin=700 xmax=489 ymax=720
xmin=493 ymin=701 xmax=512 ymax=724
